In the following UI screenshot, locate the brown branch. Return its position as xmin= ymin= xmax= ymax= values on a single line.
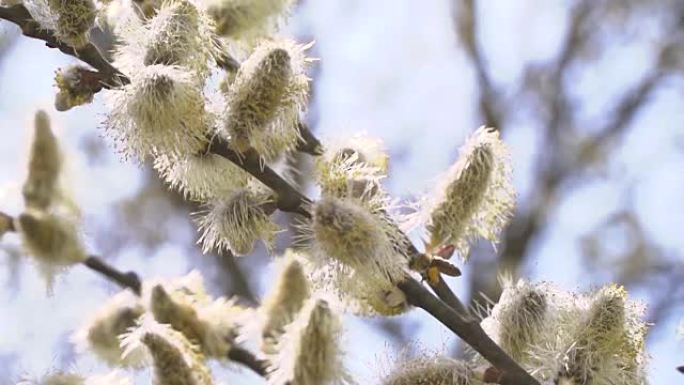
xmin=0 ymin=209 xmax=272 ymax=377
xmin=207 ymin=139 xmax=312 ymax=218
xmin=398 ymin=278 xmax=540 ymax=385
xmin=0 ymin=4 xmax=128 ymax=87
xmin=0 ymin=210 xmax=143 ymax=293
xmin=227 ymin=346 xmax=269 ymax=377
xmin=427 ymin=276 xmax=471 ymax=318
xmin=83 ymin=255 xmax=142 ymax=294
xmin=296 ymin=122 xmax=324 ymax=156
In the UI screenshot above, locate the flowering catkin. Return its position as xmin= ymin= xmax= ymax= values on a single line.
xmin=149 ymin=284 xmax=242 ymax=357
xmin=223 ymin=38 xmax=311 ymax=161
xmin=382 ymin=356 xmax=475 ymax=385
xmin=153 ymin=152 xmax=251 ymax=201
xmin=315 ymin=134 xmax=390 ymax=210
xmin=121 ymin=315 xmax=213 ymax=385
xmin=25 ymin=0 xmax=97 ymax=48
xmin=559 ymin=285 xmax=647 ymax=385
xmin=104 ymin=64 xmax=209 ymax=160
xmin=72 ymin=289 xmax=145 ymax=366
xmin=195 ymin=181 xmax=278 ymax=255
xmin=20 ymin=371 xmax=131 ymax=385
xmin=205 ymin=0 xmax=294 ymax=40
xmin=299 ymin=197 xmax=409 ymax=316
xmin=309 ymin=196 xmax=404 ymax=281
xmin=269 ymin=298 xmax=349 ymax=385
xmin=260 ymin=251 xmax=310 ymax=354
xmin=17 ymin=209 xmax=87 ymax=284
xmin=142 ymin=0 xmax=218 ymax=77
xmin=22 ymin=110 xmax=63 ymax=210
xmin=479 ymin=278 xmax=549 ymax=366
xmin=424 ymin=126 xmax=514 ymax=260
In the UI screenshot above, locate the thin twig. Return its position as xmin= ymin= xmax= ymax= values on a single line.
xmin=0 ymin=209 xmax=271 ymax=377
xmin=398 ymin=278 xmax=539 ymax=385
xmin=83 ymin=255 xmax=142 ymax=295
xmin=208 ymin=139 xmax=312 ymax=218
xmin=0 ymin=5 xmax=128 ymax=86
xmin=227 ymin=346 xmax=269 ymax=377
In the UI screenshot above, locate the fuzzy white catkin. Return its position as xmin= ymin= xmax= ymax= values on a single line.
xmin=22 ymin=110 xmax=63 ymax=210
xmin=153 ymin=152 xmax=250 ymax=201
xmin=148 ymin=284 xmax=243 ymax=357
xmin=259 ymin=251 xmax=310 ymax=354
xmin=382 ymin=356 xmax=477 ymax=385
xmin=300 ymin=196 xmax=410 ymax=316
xmin=269 ymin=298 xmax=350 ymax=385
xmin=25 ymin=0 xmax=97 ymax=48
xmin=121 ymin=315 xmax=213 ymax=385
xmin=480 ymin=278 xmax=549 ymax=365
xmin=308 ymin=196 xmax=404 ymax=282
xmin=559 ymin=285 xmax=647 ymax=385
xmin=223 ymin=38 xmax=311 ymax=161
xmin=104 ymin=64 xmax=209 ymax=160
xmin=17 ymin=209 xmax=87 ymax=287
xmin=195 ymin=181 xmax=279 ymax=255
xmin=423 ymin=126 xmax=514 ymax=260
xmin=315 ymin=134 xmax=390 ymax=211
xmin=205 ymin=0 xmax=294 ymax=40
xmin=143 ymin=0 xmax=218 ymax=77
xmin=72 ymin=289 xmax=145 ymax=367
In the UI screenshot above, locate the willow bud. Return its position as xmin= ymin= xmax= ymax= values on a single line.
xmin=17 ymin=209 xmax=87 ymax=287
xmin=153 ymin=152 xmax=250 ymax=201
xmin=104 ymin=65 xmax=209 ymax=160
xmin=269 ymin=298 xmax=350 ymax=385
xmin=383 ymin=356 xmax=475 ymax=385
xmin=424 ymin=126 xmax=514 ymax=260
xmin=223 ymin=38 xmax=311 ymax=161
xmin=72 ymin=289 xmax=145 ymax=366
xmin=260 ymin=251 xmax=311 ymax=354
xmin=121 ymin=315 xmax=213 ymax=385
xmin=22 ymin=110 xmax=62 ymax=210
xmin=206 ymin=0 xmax=294 ymax=40
xmin=195 ymin=181 xmax=278 ymax=255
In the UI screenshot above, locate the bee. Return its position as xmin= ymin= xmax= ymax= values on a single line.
xmin=410 ymin=243 xmax=461 ymax=285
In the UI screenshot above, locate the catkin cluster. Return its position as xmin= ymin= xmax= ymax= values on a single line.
xmin=478 ymin=279 xmax=648 ymax=385
xmin=419 ymin=126 xmax=515 ymax=261
xmin=16 ymin=111 xmax=86 ymax=289
xmin=25 ymin=0 xmax=97 ymax=48
xmin=73 ymin=270 xmax=246 ymax=367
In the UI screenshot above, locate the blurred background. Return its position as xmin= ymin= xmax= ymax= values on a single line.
xmin=0 ymin=0 xmax=683 ymax=384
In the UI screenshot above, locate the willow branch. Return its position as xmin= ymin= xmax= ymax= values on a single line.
xmin=207 ymin=139 xmax=312 ymax=217
xmin=0 ymin=4 xmax=128 ymax=86
xmin=227 ymin=346 xmax=269 ymax=377
xmin=205 ymin=139 xmax=536 ymax=385
xmin=83 ymin=255 xmax=142 ymax=294
xmin=0 ymin=210 xmax=272 ymax=377
xmin=0 ymin=210 xmax=142 ymax=293
xmin=398 ymin=278 xmax=539 ymax=385
xmin=0 ymin=4 xmax=243 ymax=89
